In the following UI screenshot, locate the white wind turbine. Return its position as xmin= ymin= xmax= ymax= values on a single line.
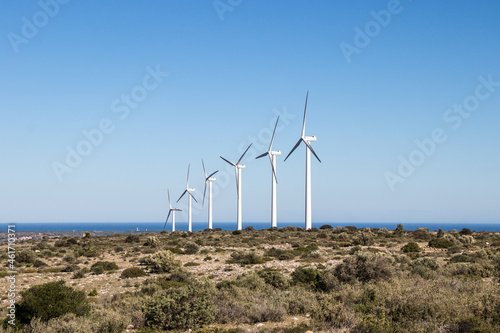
xmin=256 ymin=116 xmax=280 ymax=228
xmin=284 ymin=91 xmax=321 ymax=230
xmin=177 ymin=164 xmax=197 ymax=232
xmin=220 ymin=143 xmax=253 ymax=231
xmin=202 ymin=159 xmax=218 ymax=229
xmin=164 ymin=189 xmax=182 ymax=232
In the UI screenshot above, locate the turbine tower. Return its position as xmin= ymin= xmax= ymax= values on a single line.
xmin=256 ymin=116 xmax=280 ymax=228
xmin=284 ymin=91 xmax=321 ymax=230
xmin=164 ymin=189 xmax=182 ymax=232
xmin=220 ymin=143 xmax=253 ymax=231
xmin=177 ymin=164 xmax=197 ymax=232
xmin=202 ymin=159 xmax=218 ymax=229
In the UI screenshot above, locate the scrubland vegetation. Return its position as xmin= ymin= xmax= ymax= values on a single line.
xmin=1 ymin=225 xmax=499 ymax=332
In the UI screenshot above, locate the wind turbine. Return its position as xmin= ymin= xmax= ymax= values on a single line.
xmin=256 ymin=116 xmax=280 ymax=228
xmin=202 ymin=159 xmax=218 ymax=229
xmin=177 ymin=164 xmax=197 ymax=232
xmin=220 ymin=143 xmax=253 ymax=230
xmin=284 ymin=91 xmax=321 ymax=230
xmin=164 ymin=189 xmax=182 ymax=232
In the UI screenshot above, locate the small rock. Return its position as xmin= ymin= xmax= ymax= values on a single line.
xmin=256 ymin=323 xmax=264 ymax=327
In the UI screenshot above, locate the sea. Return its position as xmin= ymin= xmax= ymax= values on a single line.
xmin=1 ymin=222 xmax=499 ymax=233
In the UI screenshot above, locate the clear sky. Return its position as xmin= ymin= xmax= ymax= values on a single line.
xmin=1 ymin=1 xmax=499 ymax=225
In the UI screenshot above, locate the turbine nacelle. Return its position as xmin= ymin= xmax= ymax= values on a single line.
xmin=303 ymin=136 xmax=317 ymax=142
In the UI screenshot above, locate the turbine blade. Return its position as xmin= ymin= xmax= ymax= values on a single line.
xmin=165 ymin=209 xmax=172 ymax=229
xmin=203 ymin=181 xmax=207 ymax=206
xmin=284 ymin=138 xmax=302 ymax=161
xmin=177 ymin=189 xmax=187 ymax=203
xmin=168 ymin=189 xmax=172 ymax=208
xmin=268 ymin=154 xmax=277 ymax=184
xmin=220 ymin=156 xmax=235 ymax=166
xmin=301 ymin=91 xmax=309 ymax=138
xmin=237 ymin=143 xmax=253 ymax=165
xmin=207 ymin=170 xmax=218 ymax=179
xmin=186 ymin=164 xmax=191 ymax=188
xmin=189 ymin=191 xmax=198 ymax=203
xmin=304 ymin=140 xmax=322 ymax=163
xmin=235 ymin=166 xmax=239 ymax=194
xmin=174 ymin=208 xmax=182 ymax=212
xmin=202 ymin=159 xmax=207 ymax=178
xmin=255 ymin=151 xmax=268 ymax=159
xmin=269 ymin=116 xmax=280 ymax=151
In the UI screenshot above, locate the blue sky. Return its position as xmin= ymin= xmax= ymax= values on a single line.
xmin=1 ymin=1 xmax=499 ymax=225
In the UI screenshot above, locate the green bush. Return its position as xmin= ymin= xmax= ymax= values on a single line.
xmin=88 ymin=287 xmax=98 ymax=296
xmin=91 ymin=261 xmax=118 ymax=275
xmin=17 ymin=280 xmax=90 ymax=324
xmin=184 ymin=242 xmax=200 ymax=254
xmin=17 ymin=249 xmax=36 ymax=264
xmin=257 ymin=268 xmax=289 ymax=289
xmin=429 ymin=238 xmax=455 ymax=249
xmin=33 ymin=259 xmax=47 ymax=268
xmin=264 ymin=248 xmax=298 ymax=260
xmin=312 ymin=294 xmax=356 ymax=331
xmin=144 ymin=236 xmax=160 ymax=247
xmin=72 ymin=270 xmax=85 ymax=279
xmin=402 ymin=242 xmax=422 ymax=253
xmin=228 ymin=251 xmax=265 ymax=265
xmin=334 ymin=251 xmax=394 ymax=283
xmin=139 ymin=250 xmax=181 ymax=273
xmin=125 ymin=234 xmax=140 ymax=243
xmin=121 ymin=267 xmax=147 ymax=279
xmin=143 ymin=281 xmax=215 ymax=330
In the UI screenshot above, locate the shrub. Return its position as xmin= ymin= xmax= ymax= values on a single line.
xmin=72 ymin=271 xmax=85 ymax=279
xmin=88 ymin=287 xmax=98 ymax=296
xmin=17 ymin=249 xmax=36 ymax=264
xmin=184 ymin=242 xmax=200 ymax=255
xmin=351 ymin=232 xmax=374 ymax=246
xmin=402 ymin=242 xmax=422 ymax=253
xmin=264 ymin=248 xmax=298 ymax=260
xmin=312 ymin=294 xmax=356 ymax=331
xmin=33 ymin=259 xmax=47 ymax=268
xmin=144 ymin=236 xmax=160 ymax=247
xmin=67 ymin=238 xmax=78 ymax=245
xmin=232 ymin=230 xmax=242 ymax=235
xmin=320 ymin=224 xmax=333 ymax=229
xmin=62 ymin=264 xmax=80 ymax=272
xmin=334 ymin=252 xmax=394 ymax=283
xmin=91 ymin=261 xmax=118 ymax=274
xmin=413 ymin=228 xmax=432 ymax=240
xmin=17 ymin=280 xmax=90 ymax=324
xmin=121 ymin=267 xmax=147 ymax=279
xmin=143 ymin=281 xmax=215 ymax=330
xmin=63 ymin=253 xmax=76 ymax=263
xmin=125 ymin=234 xmax=140 ymax=243
xmin=292 ymin=266 xmax=322 ymax=289
xmin=394 ymin=224 xmax=405 ymax=237
xmin=54 ymin=239 xmax=68 ymax=247
xmin=228 ymin=251 xmax=265 ymax=265
xmin=459 ymin=228 xmax=473 ymax=235
xmin=257 ymin=268 xmax=289 ymax=289
xmin=139 ymin=250 xmax=181 ymax=273
xmin=429 ymin=237 xmax=454 ymax=249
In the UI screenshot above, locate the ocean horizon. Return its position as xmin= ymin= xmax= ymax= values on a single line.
xmin=1 ymin=222 xmax=499 ymax=232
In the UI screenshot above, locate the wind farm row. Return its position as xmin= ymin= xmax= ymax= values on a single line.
xmin=165 ymin=91 xmax=322 ymax=231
